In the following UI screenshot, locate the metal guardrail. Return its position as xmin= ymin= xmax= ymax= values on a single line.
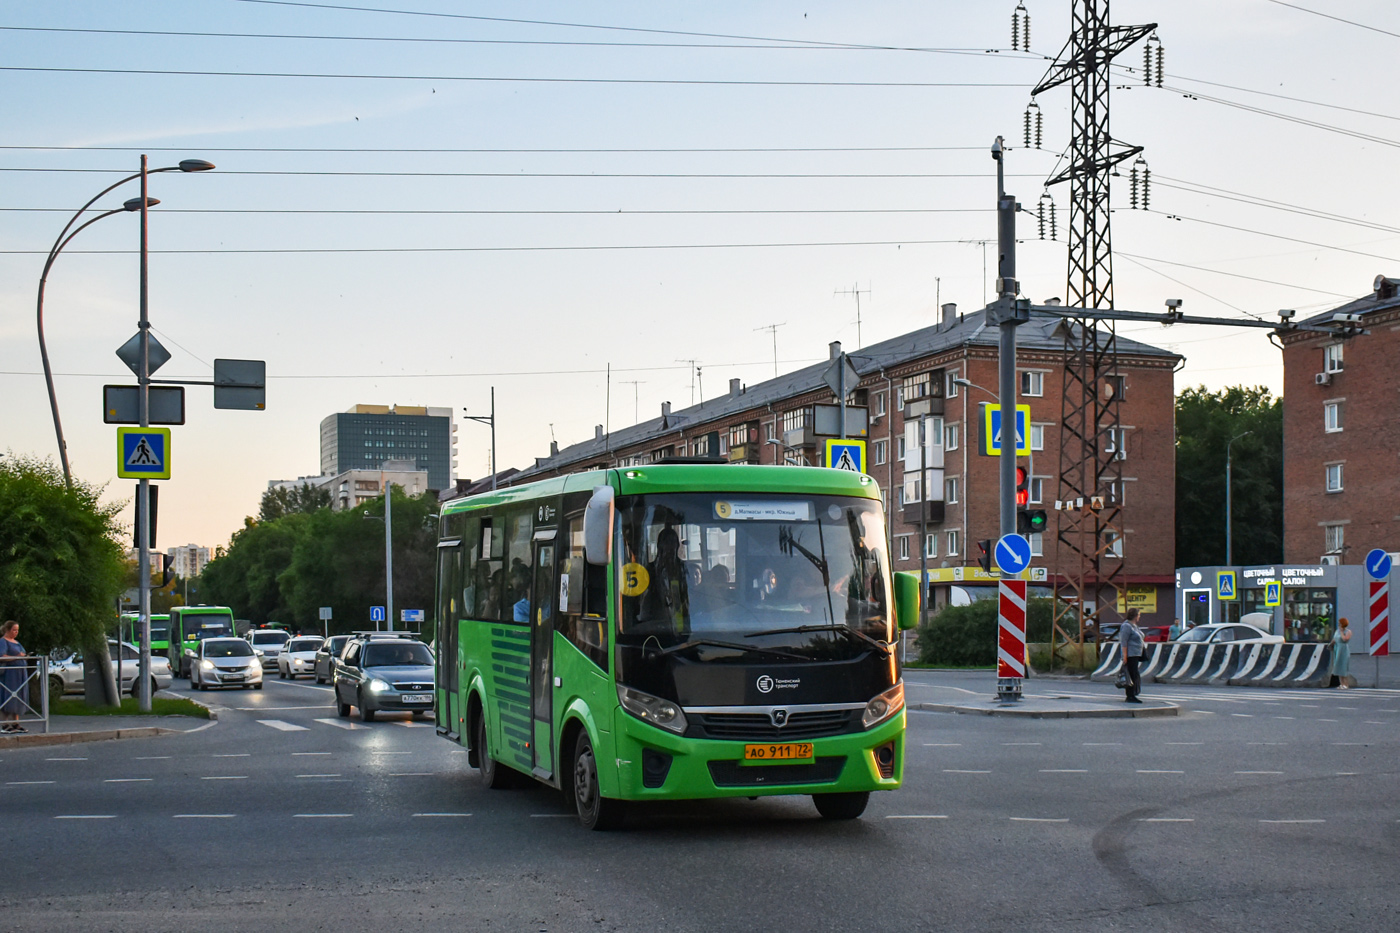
xmin=1 ymin=655 xmax=50 ymax=734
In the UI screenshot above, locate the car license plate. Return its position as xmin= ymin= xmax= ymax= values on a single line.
xmin=743 ymin=743 xmax=814 ymax=763
xmin=401 ymin=694 xmax=432 ymax=704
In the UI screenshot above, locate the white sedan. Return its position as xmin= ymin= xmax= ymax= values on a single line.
xmin=277 ymin=636 xmax=325 ymax=679
xmin=49 ymin=641 xmax=174 ymax=697
xmin=1175 ymin=623 xmax=1283 ymax=646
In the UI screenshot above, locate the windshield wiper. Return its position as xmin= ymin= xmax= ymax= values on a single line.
xmin=649 ymin=638 xmax=809 ymax=663
xmin=745 ymin=624 xmax=892 ymax=657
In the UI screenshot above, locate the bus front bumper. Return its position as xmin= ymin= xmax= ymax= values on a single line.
xmin=611 ymin=707 xmax=906 ymax=801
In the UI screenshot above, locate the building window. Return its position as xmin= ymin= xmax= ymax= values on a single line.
xmin=1324 ymin=343 xmax=1344 ymax=374
xmin=946 ymin=530 xmax=961 ymax=557
xmin=897 ymin=536 xmax=911 ymax=561
xmin=897 ymin=436 xmax=907 ymax=460
xmin=766 ymin=422 xmax=776 ymax=441
xmin=873 ymin=439 xmax=888 ymax=465
xmin=1020 ymin=371 xmax=1044 ymax=397
xmin=895 ymin=387 xmax=905 ymax=410
xmin=1324 ymin=401 xmax=1343 ymax=432
xmin=945 ymin=476 xmax=959 ymax=504
xmin=1325 ymin=524 xmax=1345 ymax=555
xmin=1029 ymin=532 xmax=1044 ymax=557
xmin=902 ymin=373 xmax=930 ymax=403
xmin=945 ymin=423 xmax=960 ymax=451
xmin=781 ymin=408 xmax=812 ymax=434
xmin=1030 ymin=424 xmax=1045 ymax=451
xmin=1105 ymin=427 xmax=1127 ymax=460
xmin=945 ymin=369 xmax=960 ymax=398
xmin=1107 ymin=479 xmax=1125 ymax=506
xmin=925 ymin=534 xmax=938 ymax=559
xmin=1030 ymin=477 xmax=1044 ymax=504
xmin=902 ymin=475 xmax=922 ymax=505
xmin=1104 ymin=530 xmax=1124 ymax=559
xmin=1325 ymin=462 xmax=1344 ymax=492
xmin=874 ymin=392 xmax=887 ymax=416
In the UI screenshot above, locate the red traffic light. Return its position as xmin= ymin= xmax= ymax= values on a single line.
xmin=1015 ymin=466 xmax=1029 ymax=506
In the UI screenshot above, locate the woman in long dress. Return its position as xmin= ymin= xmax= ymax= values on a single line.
xmin=1 ymin=620 xmax=28 ymax=733
xmin=1330 ymin=617 xmax=1352 ymax=688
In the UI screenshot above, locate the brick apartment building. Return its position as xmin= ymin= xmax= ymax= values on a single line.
xmin=504 ymin=303 xmax=1182 ymax=623
xmin=1281 ymin=276 xmax=1400 ymax=563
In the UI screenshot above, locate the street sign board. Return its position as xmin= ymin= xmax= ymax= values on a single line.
xmin=116 ymin=427 xmax=171 ymax=479
xmin=369 ymin=606 xmax=386 ymax=623
xmin=1217 ymin=571 xmax=1237 ymax=601
xmin=401 ymin=609 xmax=424 ymax=623
xmin=115 ymin=332 xmax=171 ymax=376
xmin=824 ymin=438 xmax=865 ymax=473
xmin=1264 ymin=581 xmax=1282 ymax=607
xmin=997 ymin=579 xmax=1027 ymax=679
xmin=104 ymin=385 xmax=185 ymax=425
xmin=822 ymin=355 xmax=860 ymax=399
xmin=318 ymin=606 xmax=333 ymax=621
xmin=1370 ymin=580 xmax=1390 ymax=657
xmin=1365 ymin=548 xmax=1393 ymax=581
xmin=981 ymin=404 xmax=1032 ymax=455
xmin=213 ymin=358 xmax=267 ymax=411
xmin=994 ymin=533 xmax=1032 ymax=576
xmin=813 ymin=404 xmax=869 ymax=438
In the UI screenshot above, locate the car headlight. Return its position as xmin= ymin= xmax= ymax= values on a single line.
xmin=248 ymin=659 xmax=262 ymax=672
xmin=368 ymin=679 xmax=391 ymax=693
xmin=862 ymin=681 xmax=905 ymax=730
xmin=616 ymin=685 xmax=688 ymax=734
xmin=200 ymin=660 xmax=215 ymax=671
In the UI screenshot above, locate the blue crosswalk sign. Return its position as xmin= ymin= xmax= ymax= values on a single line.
xmin=1264 ymin=582 xmax=1281 ymax=607
xmin=1216 ymin=571 xmax=1237 ymax=601
xmin=116 ymin=427 xmax=171 ymax=479
xmin=369 ymin=606 xmax=386 ymax=623
xmin=994 ymin=534 xmax=1032 ymax=575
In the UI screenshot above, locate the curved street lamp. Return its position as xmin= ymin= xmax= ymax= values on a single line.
xmin=36 ymin=158 xmax=214 ymax=487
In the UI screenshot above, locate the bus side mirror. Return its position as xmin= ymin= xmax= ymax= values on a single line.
xmin=584 ymin=485 xmax=615 ymax=566
xmin=893 ymin=571 xmax=922 ymax=631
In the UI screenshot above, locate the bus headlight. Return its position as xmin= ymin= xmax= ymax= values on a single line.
xmin=617 ymin=685 xmax=688 ymax=735
xmin=862 ymin=682 xmax=904 ymax=729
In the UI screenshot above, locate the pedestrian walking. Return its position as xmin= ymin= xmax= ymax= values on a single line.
xmin=1330 ymin=617 xmax=1352 ymax=689
xmin=1119 ymin=608 xmax=1146 ymax=704
xmin=1168 ymin=617 xmax=1183 ymax=641
xmin=1 ymin=620 xmax=29 ymax=733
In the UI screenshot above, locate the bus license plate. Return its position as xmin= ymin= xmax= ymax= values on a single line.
xmin=401 ymin=694 xmax=432 ymax=704
xmin=743 ymin=743 xmax=813 ymax=763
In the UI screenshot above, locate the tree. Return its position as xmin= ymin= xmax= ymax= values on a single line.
xmin=258 ymin=483 xmax=332 ymax=523
xmin=201 ymin=514 xmax=312 ymax=626
xmin=1176 ymin=385 xmax=1283 ymax=567
xmin=0 ymin=456 xmax=126 ymax=706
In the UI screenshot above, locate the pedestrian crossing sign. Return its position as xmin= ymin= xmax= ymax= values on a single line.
xmin=824 ymin=438 xmax=866 ymax=474
xmin=1217 ymin=570 xmax=1237 ymax=601
xmin=1264 ymin=581 xmax=1282 ymax=607
xmin=116 ymin=427 xmax=171 ymax=479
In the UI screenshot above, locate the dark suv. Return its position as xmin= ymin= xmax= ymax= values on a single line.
xmin=314 ymin=634 xmax=353 ymax=685
xmin=332 ymin=635 xmax=435 ymax=723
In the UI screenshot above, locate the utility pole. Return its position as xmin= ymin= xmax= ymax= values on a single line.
xmin=834 ymin=283 xmax=870 ymax=348
xmin=384 ymin=474 xmax=394 ymax=632
xmin=136 ymin=156 xmax=153 ymax=713
xmin=463 ymin=387 xmax=497 ymax=490
xmin=754 ymin=323 xmax=785 ymax=377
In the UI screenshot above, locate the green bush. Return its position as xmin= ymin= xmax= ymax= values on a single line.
xmin=916 ymin=597 xmax=1056 ymax=667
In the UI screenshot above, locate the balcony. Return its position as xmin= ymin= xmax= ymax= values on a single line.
xmin=902 ymin=501 xmax=946 ymax=526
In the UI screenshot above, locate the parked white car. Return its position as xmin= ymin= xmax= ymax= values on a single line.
xmin=49 ymin=641 xmax=174 ymax=697
xmin=1174 ymin=623 xmax=1283 ymax=646
xmin=277 ymin=636 xmax=324 ymax=679
xmin=191 ymin=637 xmax=263 ymax=691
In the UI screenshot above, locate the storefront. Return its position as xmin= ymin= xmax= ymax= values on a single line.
xmin=1175 ymin=563 xmax=1383 ymax=641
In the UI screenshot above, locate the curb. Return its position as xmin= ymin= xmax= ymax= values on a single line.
xmin=0 ymin=726 xmax=179 ymax=748
xmin=914 ymin=701 xmax=1179 ymax=720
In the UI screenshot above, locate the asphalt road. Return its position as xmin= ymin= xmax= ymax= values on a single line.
xmin=1 ymin=671 xmax=1396 ymax=932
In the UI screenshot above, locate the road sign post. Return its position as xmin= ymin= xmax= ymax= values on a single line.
xmin=1366 ymin=550 xmax=1391 ymax=665
xmin=824 ymin=438 xmax=865 ymax=473
xmin=1217 ymin=571 xmax=1237 ymax=601
xmin=370 ymin=605 xmax=386 ymax=630
xmin=319 ymin=606 xmax=332 ymax=638
xmin=997 ymin=579 xmax=1027 ymax=701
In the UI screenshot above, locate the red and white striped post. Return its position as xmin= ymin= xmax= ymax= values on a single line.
xmin=998 ymin=579 xmax=1027 ymax=692
xmin=1369 ymin=579 xmax=1390 ymax=657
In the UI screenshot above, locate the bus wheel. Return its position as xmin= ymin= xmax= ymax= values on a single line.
xmin=475 ymin=712 xmax=516 ymax=790
xmin=812 ymin=792 xmax=869 ymax=820
xmin=571 ymin=731 xmax=625 ymax=831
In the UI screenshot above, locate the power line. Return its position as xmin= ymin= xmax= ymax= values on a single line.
xmin=0 ymin=65 xmax=1029 ymax=89
xmin=1115 ymin=252 xmax=1355 ymax=299
xmin=1153 ymin=177 xmax=1400 ymax=237
xmin=1159 ymin=82 xmax=1400 ymax=150
xmin=1151 ymin=210 xmax=1400 ymax=265
xmin=1263 ymin=0 xmax=1400 ymax=40
xmin=1132 ymin=67 xmax=1400 ymax=123
xmin=0 ymin=167 xmax=1044 ymax=179
xmin=0 ymin=237 xmax=972 ymax=255
xmin=0 ymin=144 xmax=992 ymax=153
xmin=0 ymin=206 xmax=991 ymax=216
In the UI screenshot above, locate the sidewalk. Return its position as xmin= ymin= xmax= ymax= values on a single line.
xmin=0 ymin=696 xmax=216 ymax=748
xmin=912 ymin=686 xmax=1178 ymax=719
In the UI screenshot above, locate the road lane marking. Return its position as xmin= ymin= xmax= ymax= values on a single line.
xmin=202 ymin=776 xmax=248 ymax=780
xmin=7 ymin=781 xmax=55 ymax=785
xmin=1332 ymin=742 xmax=1366 ymax=745
xmin=237 ymin=706 xmax=333 ymax=711
xmin=1300 ymin=705 xmax=1320 ymax=709
xmin=1336 ymin=707 xmax=1357 ymax=711
xmin=1365 ymin=721 xmax=1387 ymax=725
xmin=923 ymin=743 xmax=962 ymax=747
xmin=1138 ymin=818 xmax=1194 ymax=822
xmin=1010 ymin=817 xmax=1068 ymax=822
xmin=1002 ymin=742 xmax=1041 ymax=746
xmin=105 ymin=778 xmax=153 ymax=783
xmin=1138 ymin=770 xmax=1184 ymax=774
xmin=414 ymin=813 xmax=472 ymax=817
xmin=294 ymin=813 xmax=352 ymax=818
xmin=257 ymin=720 xmax=311 ymax=732
xmin=46 ymin=757 xmax=87 ymax=761
xmin=1040 ymin=769 xmax=1088 ymax=773
xmin=1274 ymin=716 xmax=1295 ymax=720
xmin=1231 ymin=713 xmax=1254 ymax=718
xmin=390 ymin=772 xmax=435 ymax=777
xmin=1336 ymin=772 xmax=1358 ymax=775
xmin=886 ymin=815 xmax=948 ymax=819
xmin=392 ymin=720 xmax=433 ymax=728
xmin=55 ymin=815 xmax=115 ymax=820
xmin=134 ymin=756 xmax=171 ymax=760
xmin=296 ymin=774 xmax=342 ymax=778
xmin=943 ymin=769 xmax=991 ymax=774
xmin=212 ymin=754 xmax=249 ymax=758
xmin=174 ymin=814 xmax=235 ymax=819
xmin=1166 ymin=742 xmax=1203 ymax=746
xmin=1260 ymin=819 xmax=1324 ymax=824
xmin=1236 ymin=771 xmax=1283 ymax=775
xmin=1318 ymin=719 xmax=1339 ymax=723
xmin=530 ymin=814 xmax=575 ymax=818
xmin=314 ymin=718 xmax=365 ymax=730
xmin=1082 ymin=743 xmax=1121 ymax=746
xmin=1248 ymin=742 xmax=1288 ymax=746
xmin=292 ymin=752 xmax=332 ymax=756
xmin=372 ymin=751 xmax=412 ymax=755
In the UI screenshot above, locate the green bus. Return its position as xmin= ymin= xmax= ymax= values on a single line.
xmin=167 ymin=605 xmax=237 ymax=678
xmin=434 ymin=463 xmax=919 ymax=829
xmin=118 ymin=612 xmax=171 ymax=652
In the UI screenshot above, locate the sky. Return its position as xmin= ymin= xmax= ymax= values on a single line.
xmin=2 ymin=0 xmax=1397 ymax=551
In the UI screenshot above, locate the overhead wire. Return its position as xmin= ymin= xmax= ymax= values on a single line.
xmin=1262 ymin=0 xmax=1400 ymax=40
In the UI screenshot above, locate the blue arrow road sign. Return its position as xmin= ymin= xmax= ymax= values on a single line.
xmin=369 ymin=605 xmax=386 ymax=623
xmin=1366 ymin=548 xmax=1393 ymax=580
xmin=994 ymin=533 xmax=1032 ymax=576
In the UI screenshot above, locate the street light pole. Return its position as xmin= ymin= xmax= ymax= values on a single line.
xmin=1225 ymin=431 xmax=1251 ymax=566
xmin=463 ymin=387 xmax=497 ymax=490
xmin=137 ymin=156 xmax=154 ymax=711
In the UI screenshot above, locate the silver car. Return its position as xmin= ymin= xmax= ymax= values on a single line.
xmin=247 ymin=629 xmax=292 ymax=669
xmin=277 ymin=636 xmax=324 ymax=679
xmin=49 ymin=641 xmax=174 ymax=697
xmin=191 ymin=637 xmax=264 ymax=690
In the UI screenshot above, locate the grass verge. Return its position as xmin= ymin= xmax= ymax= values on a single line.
xmin=51 ymin=696 xmax=210 ymax=719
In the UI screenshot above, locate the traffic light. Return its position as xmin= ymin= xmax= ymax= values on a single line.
xmin=160 ymin=553 xmax=176 ymax=589
xmin=977 ymin=539 xmax=993 ymax=573
xmin=1017 ymin=509 xmax=1048 ymax=535
xmin=1015 ymin=466 xmax=1029 ymax=507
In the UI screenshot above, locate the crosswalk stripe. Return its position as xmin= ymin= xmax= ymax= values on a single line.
xmin=257 ymin=719 xmax=310 ymax=732
xmin=313 ymin=718 xmax=366 ymax=730
xmin=393 ymin=720 xmax=433 ymax=728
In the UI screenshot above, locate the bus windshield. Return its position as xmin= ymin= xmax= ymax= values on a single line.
xmin=617 ymin=493 xmax=891 ymax=661
xmin=186 ymin=614 xmax=234 ymax=639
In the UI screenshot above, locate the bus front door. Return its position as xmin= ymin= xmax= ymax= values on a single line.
xmin=529 ymin=535 xmax=556 ymax=777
